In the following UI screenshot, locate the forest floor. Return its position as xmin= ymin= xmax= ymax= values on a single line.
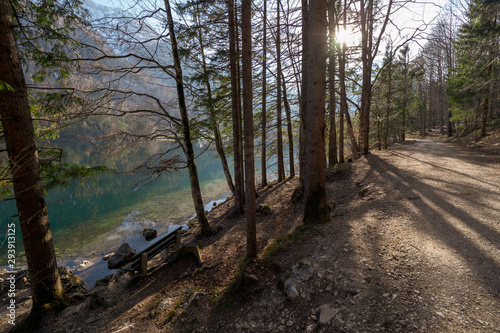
xmin=2 ymin=132 xmax=499 ymax=333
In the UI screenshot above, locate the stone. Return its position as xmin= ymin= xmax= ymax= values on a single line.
xmin=89 ymin=294 xmax=109 ymax=311
xmin=256 ymin=204 xmax=271 ymax=215
xmin=58 ymin=266 xmax=86 ymax=294
xmin=102 ymin=253 xmax=114 ymax=261
xmin=305 ymin=324 xmax=316 ymax=333
xmin=286 ymin=285 xmax=299 ymax=299
xmin=293 ymin=260 xmax=313 ymax=281
xmin=143 ymin=228 xmax=158 ymax=241
xmin=108 ymin=243 xmax=136 ymax=269
xmin=317 ymin=304 xmax=339 ymax=325
xmin=359 ymin=185 xmax=372 ymax=197
xmin=79 ymin=260 xmax=90 ymax=267
xmin=177 ymin=241 xmax=202 ymax=264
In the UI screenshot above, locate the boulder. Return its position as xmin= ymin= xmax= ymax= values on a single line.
xmin=108 ymin=243 xmax=136 ymax=269
xmin=58 ymin=266 xmax=86 ymax=294
xmin=177 ymin=241 xmax=202 ymax=264
xmin=143 ymin=228 xmax=158 ymax=241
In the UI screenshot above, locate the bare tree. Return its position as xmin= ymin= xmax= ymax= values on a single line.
xmin=276 ymin=0 xmax=285 ymax=182
xmin=359 ymin=0 xmax=393 ymax=154
xmin=164 ymin=0 xmax=213 ymax=235
xmin=327 ymin=0 xmax=338 ymax=167
xmin=304 ymin=0 xmax=329 ymax=225
xmin=227 ymin=0 xmax=245 ymax=214
xmin=261 ymin=0 xmax=268 ymax=188
xmin=241 ymin=0 xmax=256 ymax=258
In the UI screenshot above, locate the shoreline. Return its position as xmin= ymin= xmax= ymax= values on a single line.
xmin=2 ymin=184 xmax=230 ymax=289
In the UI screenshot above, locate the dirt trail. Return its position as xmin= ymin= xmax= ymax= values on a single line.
xmin=7 ymin=139 xmax=497 ymax=333
xmin=349 ymin=139 xmax=500 ymax=331
xmin=166 ymin=139 xmax=500 ymax=332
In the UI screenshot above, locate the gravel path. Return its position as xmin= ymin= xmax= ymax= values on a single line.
xmin=350 ymin=139 xmax=500 ymax=332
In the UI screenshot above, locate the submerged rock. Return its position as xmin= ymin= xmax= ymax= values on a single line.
xmin=143 ymin=228 xmax=158 ymax=241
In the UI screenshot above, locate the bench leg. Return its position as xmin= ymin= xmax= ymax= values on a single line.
xmin=175 ymin=230 xmax=181 ymax=250
xmin=141 ymin=252 xmax=148 ymax=276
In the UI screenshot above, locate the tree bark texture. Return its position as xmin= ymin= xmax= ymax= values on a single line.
xmin=228 ymin=0 xmax=245 ymax=214
xmin=384 ymin=58 xmax=392 ymax=149
xmin=299 ymin=0 xmax=308 ymax=186
xmin=0 ymin=0 xmax=63 ymax=311
xmin=327 ymin=1 xmax=337 ymax=167
xmin=303 ymin=0 xmax=329 ymax=225
xmin=241 ymin=0 xmax=256 ymax=258
xmin=164 ymin=0 xmax=211 ymax=235
xmin=276 ymin=0 xmax=285 ymax=182
xmin=282 ymin=74 xmax=295 ymax=178
xmin=261 ymin=0 xmax=268 ymax=188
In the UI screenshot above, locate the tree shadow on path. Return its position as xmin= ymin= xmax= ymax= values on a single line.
xmin=365 ymin=151 xmax=500 ymax=299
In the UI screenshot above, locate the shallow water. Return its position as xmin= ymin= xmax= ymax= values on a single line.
xmin=0 ymin=140 xmax=230 ymax=287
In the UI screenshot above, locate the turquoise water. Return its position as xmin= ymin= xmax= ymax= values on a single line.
xmin=0 ymin=140 xmax=230 ymax=287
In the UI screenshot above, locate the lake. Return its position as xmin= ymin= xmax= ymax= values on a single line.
xmin=0 ymin=139 xmax=230 ymax=287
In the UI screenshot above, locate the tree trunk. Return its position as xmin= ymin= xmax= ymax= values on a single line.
xmin=261 ymin=0 xmax=268 ymax=188
xmin=214 ymin=125 xmax=235 ymax=195
xmin=402 ymin=52 xmax=408 ymax=142
xmin=327 ymin=0 xmax=337 ymax=168
xmin=481 ymin=96 xmax=489 ymax=138
xmin=359 ymin=0 xmax=372 ymax=155
xmin=0 ymin=0 xmax=64 ymax=318
xmin=195 ymin=16 xmax=235 ymax=195
xmin=164 ymin=0 xmax=211 ymax=235
xmin=345 ymin=107 xmax=359 ymax=158
xmin=281 ymin=74 xmax=295 ymax=178
xmin=299 ymin=0 xmax=308 ymax=186
xmin=303 ymin=0 xmax=329 ymax=225
xmin=228 ymin=0 xmax=245 ymax=214
xmin=377 ymin=113 xmax=381 ymax=150
xmin=241 ymin=0 xmax=256 ymax=258
xmin=338 ymin=44 xmax=358 ymax=159
xmin=276 ymin=0 xmax=285 ymax=182
xmin=384 ymin=59 xmax=392 ymax=149
xmin=338 ymin=49 xmax=349 ymax=163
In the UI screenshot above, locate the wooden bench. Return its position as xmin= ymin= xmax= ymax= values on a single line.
xmin=129 ymin=226 xmax=182 ymax=275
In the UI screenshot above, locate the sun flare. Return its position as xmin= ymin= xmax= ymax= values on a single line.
xmin=336 ymin=28 xmax=359 ymax=46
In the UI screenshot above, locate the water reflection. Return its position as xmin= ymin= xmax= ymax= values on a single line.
xmin=0 ymin=140 xmax=229 ymax=287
